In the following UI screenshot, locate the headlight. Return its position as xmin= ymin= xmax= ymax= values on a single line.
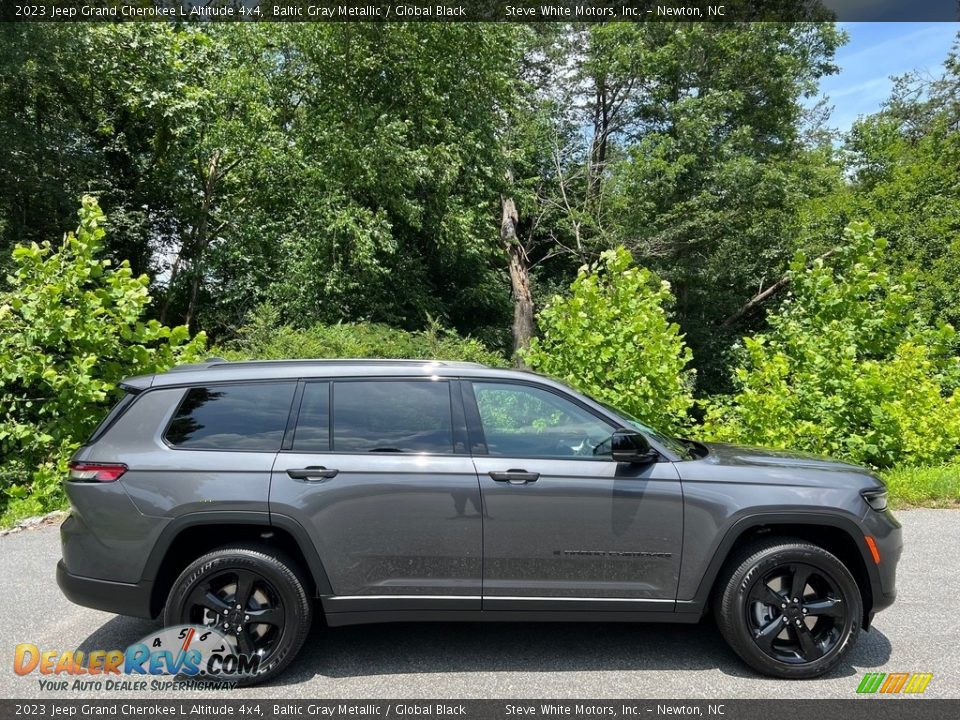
xmin=862 ymin=488 xmax=888 ymax=512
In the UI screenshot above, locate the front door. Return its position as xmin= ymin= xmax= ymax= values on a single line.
xmin=269 ymin=378 xmax=482 ymax=613
xmin=463 ymin=380 xmax=683 ymax=612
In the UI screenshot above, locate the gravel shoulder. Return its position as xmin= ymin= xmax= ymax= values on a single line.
xmin=1 ymin=509 xmax=956 ymax=699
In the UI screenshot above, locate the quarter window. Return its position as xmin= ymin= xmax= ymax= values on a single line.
xmin=472 ymin=382 xmax=614 ymax=458
xmin=332 ymin=380 xmax=453 ymax=454
xmin=165 ymin=383 xmax=296 ymax=451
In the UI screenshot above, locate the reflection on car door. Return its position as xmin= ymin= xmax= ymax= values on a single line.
xmin=464 ymin=380 xmax=683 ymax=612
xmin=269 ymin=378 xmax=482 ymax=613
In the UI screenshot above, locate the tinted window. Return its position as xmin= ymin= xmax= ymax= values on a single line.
xmin=87 ymin=391 xmax=136 ymax=443
xmin=292 ymin=382 xmax=330 ymax=452
xmin=165 ymin=383 xmax=296 ymax=451
xmin=333 ymin=381 xmax=453 ymax=453
xmin=472 ymin=382 xmax=614 ymax=458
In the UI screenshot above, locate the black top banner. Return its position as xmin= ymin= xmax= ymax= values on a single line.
xmin=0 ymin=701 xmax=957 ymax=720
xmin=2 ymin=0 xmax=959 ymax=23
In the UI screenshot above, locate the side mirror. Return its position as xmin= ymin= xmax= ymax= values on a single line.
xmin=610 ymin=429 xmax=659 ymax=464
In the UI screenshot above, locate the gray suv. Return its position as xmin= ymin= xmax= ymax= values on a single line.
xmin=57 ymin=359 xmax=901 ymax=684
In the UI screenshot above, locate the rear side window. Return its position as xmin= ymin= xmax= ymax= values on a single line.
xmin=87 ymin=391 xmax=137 ymax=444
xmin=165 ymin=383 xmax=296 ymax=451
xmin=332 ymin=380 xmax=453 ymax=453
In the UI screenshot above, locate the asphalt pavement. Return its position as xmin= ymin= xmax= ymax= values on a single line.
xmin=1 ymin=509 xmax=957 ymax=699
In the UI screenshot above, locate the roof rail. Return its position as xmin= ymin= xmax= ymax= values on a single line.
xmin=170 ymin=358 xmax=488 ymax=371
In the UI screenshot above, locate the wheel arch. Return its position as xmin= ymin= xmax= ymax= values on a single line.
xmin=689 ymin=512 xmax=879 ymax=627
xmin=144 ymin=511 xmax=333 ymax=618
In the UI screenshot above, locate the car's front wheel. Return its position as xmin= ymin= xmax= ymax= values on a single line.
xmin=714 ymin=538 xmax=862 ymax=678
xmin=163 ymin=545 xmax=313 ymax=686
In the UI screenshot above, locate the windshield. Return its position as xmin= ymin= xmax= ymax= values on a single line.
xmin=597 ymin=401 xmax=694 ymax=459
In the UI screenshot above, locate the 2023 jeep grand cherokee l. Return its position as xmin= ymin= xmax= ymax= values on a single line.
xmin=57 ymin=359 xmax=901 ymax=684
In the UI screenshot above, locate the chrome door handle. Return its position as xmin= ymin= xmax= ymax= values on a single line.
xmin=489 ymin=469 xmax=539 ymax=485
xmin=287 ymin=466 xmax=339 ymax=482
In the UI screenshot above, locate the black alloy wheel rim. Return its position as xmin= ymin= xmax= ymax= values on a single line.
xmin=745 ymin=562 xmax=847 ymax=664
xmin=183 ymin=568 xmax=285 ymax=661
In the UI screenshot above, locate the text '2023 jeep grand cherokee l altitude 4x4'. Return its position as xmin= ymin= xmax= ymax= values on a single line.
xmin=57 ymin=359 xmax=901 ymax=684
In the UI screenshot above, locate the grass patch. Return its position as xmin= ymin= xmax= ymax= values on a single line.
xmin=0 ymin=496 xmax=66 ymax=529
xmin=882 ymin=463 xmax=960 ymax=508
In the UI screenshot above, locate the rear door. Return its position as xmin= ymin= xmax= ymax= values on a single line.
xmin=464 ymin=380 xmax=683 ymax=612
xmin=269 ymin=377 xmax=482 ymax=613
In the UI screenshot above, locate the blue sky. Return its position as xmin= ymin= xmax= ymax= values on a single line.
xmin=816 ymin=22 xmax=959 ymax=132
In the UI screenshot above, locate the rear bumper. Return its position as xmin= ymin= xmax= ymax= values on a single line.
xmin=56 ymin=560 xmax=155 ymax=619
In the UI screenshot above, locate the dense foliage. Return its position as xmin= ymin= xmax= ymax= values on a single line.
xmin=218 ymin=306 xmax=506 ymax=367
xmin=704 ymin=223 xmax=960 ymax=468
xmin=524 ymin=248 xmax=694 ymax=435
xmin=3 ymin=25 xmax=960 ymax=519
xmin=0 ymin=198 xmax=206 ymax=523
xmin=0 ymin=23 xmax=846 ymax=367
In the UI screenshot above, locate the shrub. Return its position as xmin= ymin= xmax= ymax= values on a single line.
xmin=522 ymin=247 xmax=695 ymax=435
xmin=703 ymin=221 xmax=960 ymax=468
xmin=0 ymin=197 xmax=207 ymax=524
xmin=218 ymin=304 xmax=507 ymax=366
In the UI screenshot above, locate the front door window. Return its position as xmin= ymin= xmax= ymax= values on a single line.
xmin=472 ymin=382 xmax=614 ymax=458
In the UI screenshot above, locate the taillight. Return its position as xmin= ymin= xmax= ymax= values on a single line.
xmin=68 ymin=462 xmax=127 ymax=483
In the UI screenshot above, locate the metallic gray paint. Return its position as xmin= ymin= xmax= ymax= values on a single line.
xmin=59 ymin=359 xmax=902 ymax=630
xmin=473 ymin=455 xmax=682 ymax=604
xmin=270 ymin=453 xmax=482 ymax=600
xmin=675 ymin=441 xmax=896 ymax=602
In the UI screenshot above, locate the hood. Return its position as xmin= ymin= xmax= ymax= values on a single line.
xmin=699 ymin=441 xmax=866 ymax=473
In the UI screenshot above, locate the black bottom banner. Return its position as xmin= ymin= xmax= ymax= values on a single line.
xmin=0 ymin=700 xmax=956 ymax=720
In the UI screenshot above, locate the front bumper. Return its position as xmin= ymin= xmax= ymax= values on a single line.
xmin=861 ymin=506 xmax=902 ymax=621
xmin=56 ymin=560 xmax=155 ymax=619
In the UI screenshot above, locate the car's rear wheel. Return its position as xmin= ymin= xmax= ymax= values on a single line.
xmin=163 ymin=545 xmax=312 ymax=686
xmin=714 ymin=538 xmax=862 ymax=678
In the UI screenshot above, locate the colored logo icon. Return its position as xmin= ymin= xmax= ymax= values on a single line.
xmin=856 ymin=672 xmax=933 ymax=694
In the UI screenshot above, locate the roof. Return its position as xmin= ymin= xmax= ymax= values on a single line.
xmin=121 ymin=358 xmax=535 ymax=390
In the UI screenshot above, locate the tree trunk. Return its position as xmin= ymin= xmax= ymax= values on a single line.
xmin=184 ymin=259 xmax=204 ymax=331
xmin=183 ymin=152 xmax=223 ymax=330
xmin=159 ymin=244 xmax=185 ymax=325
xmin=500 ymin=190 xmax=533 ymax=362
xmin=588 ymin=83 xmax=609 ymax=197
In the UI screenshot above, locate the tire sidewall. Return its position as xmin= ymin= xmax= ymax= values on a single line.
xmin=725 ymin=544 xmax=862 ymax=678
xmin=163 ymin=548 xmax=312 ymax=685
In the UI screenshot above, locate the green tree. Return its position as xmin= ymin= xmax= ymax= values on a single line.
xmin=247 ymin=25 xmax=520 ymax=349
xmin=0 ymin=25 xmax=219 ymax=281
xmin=703 ymin=222 xmax=960 ymax=469
xmin=218 ymin=304 xmax=505 ymax=367
xmin=0 ymin=197 xmax=206 ymax=523
xmin=604 ymin=23 xmax=846 ymax=391
xmin=523 ymin=247 xmax=694 ymax=434
xmin=0 ymin=25 xmax=521 ymax=349
xmin=840 ymin=35 xmax=960 ymax=335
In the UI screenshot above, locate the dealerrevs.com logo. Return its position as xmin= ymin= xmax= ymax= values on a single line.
xmin=856 ymin=672 xmax=934 ymax=695
xmin=13 ymin=625 xmax=259 ymax=691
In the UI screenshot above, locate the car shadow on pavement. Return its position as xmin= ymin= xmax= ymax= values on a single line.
xmin=76 ymin=614 xmax=892 ymax=687
xmin=273 ymin=618 xmax=893 ymax=686
xmin=76 ymin=615 xmax=160 ymax=656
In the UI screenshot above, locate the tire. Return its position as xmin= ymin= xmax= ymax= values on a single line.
xmin=713 ymin=538 xmax=862 ymax=679
xmin=163 ymin=544 xmax=313 ymax=686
